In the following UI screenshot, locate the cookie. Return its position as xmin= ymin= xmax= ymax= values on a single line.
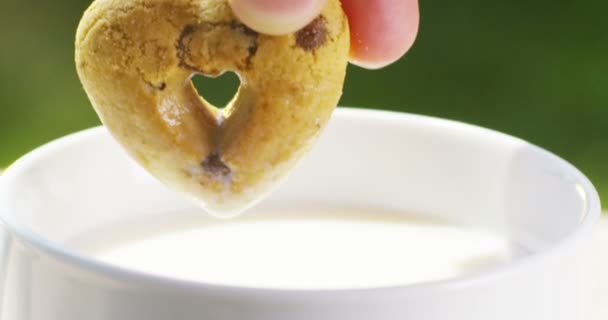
xmin=76 ymin=0 xmax=349 ymax=216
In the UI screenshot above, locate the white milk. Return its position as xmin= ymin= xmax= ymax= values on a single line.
xmin=71 ymin=210 xmax=521 ymax=289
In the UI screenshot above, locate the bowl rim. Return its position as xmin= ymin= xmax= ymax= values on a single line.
xmin=0 ymin=107 xmax=601 ymax=295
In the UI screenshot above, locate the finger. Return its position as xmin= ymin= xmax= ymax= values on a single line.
xmin=229 ymin=0 xmax=328 ymax=35
xmin=342 ymin=0 xmax=420 ymax=69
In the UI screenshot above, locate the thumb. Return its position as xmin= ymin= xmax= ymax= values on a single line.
xmin=229 ymin=0 xmax=327 ymax=35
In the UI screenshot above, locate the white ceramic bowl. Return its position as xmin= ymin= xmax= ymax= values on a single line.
xmin=0 ymin=108 xmax=600 ymax=320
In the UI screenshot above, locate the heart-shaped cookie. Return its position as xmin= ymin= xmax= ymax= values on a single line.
xmin=75 ymin=0 xmax=349 ymax=216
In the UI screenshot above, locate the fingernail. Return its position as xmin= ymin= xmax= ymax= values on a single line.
xmin=229 ymin=0 xmax=326 ymax=35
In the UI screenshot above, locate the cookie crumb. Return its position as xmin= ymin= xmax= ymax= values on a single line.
xmin=296 ymin=16 xmax=328 ymax=51
xmin=202 ymin=153 xmax=231 ymax=177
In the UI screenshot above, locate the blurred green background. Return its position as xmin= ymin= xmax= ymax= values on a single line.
xmin=1 ymin=1 xmax=606 ymax=206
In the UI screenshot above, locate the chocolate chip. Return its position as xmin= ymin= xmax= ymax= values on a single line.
xmin=230 ymin=21 xmax=259 ymax=37
xmin=176 ymin=25 xmax=201 ymax=72
xmin=245 ymin=43 xmax=258 ymax=67
xmin=296 ymin=16 xmax=328 ymax=51
xmin=142 ymin=80 xmax=167 ymax=91
xmin=202 ymin=153 xmax=231 ymax=177
xmin=248 ymin=44 xmax=258 ymax=57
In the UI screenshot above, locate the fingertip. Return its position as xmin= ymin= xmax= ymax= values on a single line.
xmin=343 ymin=0 xmax=420 ymax=69
xmin=229 ymin=0 xmax=327 ymax=35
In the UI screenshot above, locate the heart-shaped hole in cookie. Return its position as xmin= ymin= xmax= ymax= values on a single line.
xmin=192 ymin=72 xmax=240 ymax=110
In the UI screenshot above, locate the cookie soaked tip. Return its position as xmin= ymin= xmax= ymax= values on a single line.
xmin=229 ymin=0 xmax=327 ymax=35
